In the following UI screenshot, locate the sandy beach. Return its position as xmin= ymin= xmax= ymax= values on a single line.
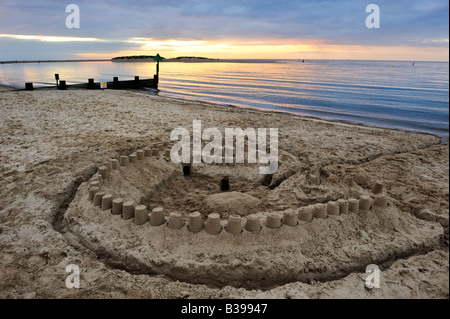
xmin=0 ymin=85 xmax=448 ymax=299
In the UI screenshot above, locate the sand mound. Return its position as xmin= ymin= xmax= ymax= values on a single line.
xmin=204 ymin=191 xmax=262 ymax=217
xmin=63 ymin=143 xmax=444 ymax=289
xmin=66 ymin=181 xmax=442 ymax=288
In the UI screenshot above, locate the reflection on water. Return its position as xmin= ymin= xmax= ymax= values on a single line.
xmin=1 ymin=60 xmax=448 ymax=141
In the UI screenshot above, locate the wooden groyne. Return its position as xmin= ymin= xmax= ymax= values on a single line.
xmin=24 ymin=75 xmax=159 ymax=91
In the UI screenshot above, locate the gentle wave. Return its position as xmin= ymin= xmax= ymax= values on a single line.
xmin=158 ymin=60 xmax=449 ymax=141
xmin=1 ymin=59 xmax=448 ymax=141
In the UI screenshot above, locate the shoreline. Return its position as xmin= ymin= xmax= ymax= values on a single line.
xmin=1 ymin=83 xmax=446 ymax=143
xmin=0 ymin=59 xmax=110 ymax=64
xmin=0 ymin=58 xmax=278 ymax=64
xmin=154 ymin=90 xmax=448 ymax=144
xmin=2 ymin=59 xmax=448 ymax=64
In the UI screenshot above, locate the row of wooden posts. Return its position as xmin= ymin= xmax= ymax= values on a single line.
xmin=24 ymin=74 xmax=159 ymax=91
xmin=22 ymin=53 xmax=164 ymax=91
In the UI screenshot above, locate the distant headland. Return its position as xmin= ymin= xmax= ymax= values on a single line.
xmin=111 ymin=55 xmax=277 ymax=63
xmin=0 ymin=56 xmax=278 ymax=64
xmin=112 ymin=55 xmax=219 ymax=62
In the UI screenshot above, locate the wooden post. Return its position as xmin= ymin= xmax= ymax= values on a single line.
xmin=113 ymin=77 xmax=119 ymax=89
xmin=25 ymin=83 xmax=34 ymax=91
xmin=153 ymin=75 xmax=158 ymax=89
xmin=157 ymin=61 xmax=159 ymax=79
xmin=59 ymin=81 xmax=67 ymax=90
xmin=153 ymin=53 xmax=163 ymax=89
xmin=88 ymin=78 xmax=95 ymax=89
xmin=156 ymin=61 xmax=160 ymax=89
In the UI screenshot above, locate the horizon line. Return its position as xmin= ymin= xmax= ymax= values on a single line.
xmin=1 ymin=58 xmax=449 ymax=64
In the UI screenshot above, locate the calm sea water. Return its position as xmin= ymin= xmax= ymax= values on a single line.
xmin=1 ymin=60 xmax=448 ymax=141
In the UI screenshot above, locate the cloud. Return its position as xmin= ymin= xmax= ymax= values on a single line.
xmin=0 ymin=34 xmax=101 ymax=42
xmin=0 ymin=37 xmax=140 ymax=60
xmin=0 ymin=0 xmax=447 ymax=60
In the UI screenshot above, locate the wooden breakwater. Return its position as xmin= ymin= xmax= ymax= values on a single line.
xmin=24 ymin=75 xmax=159 ymax=91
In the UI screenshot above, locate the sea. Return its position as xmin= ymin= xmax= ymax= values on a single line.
xmin=1 ymin=59 xmax=448 ymax=142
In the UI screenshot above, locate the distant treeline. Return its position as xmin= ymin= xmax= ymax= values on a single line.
xmin=112 ymin=55 xmax=162 ymax=60
xmin=111 ymin=55 xmax=218 ymax=61
xmin=171 ymin=56 xmax=219 ymax=60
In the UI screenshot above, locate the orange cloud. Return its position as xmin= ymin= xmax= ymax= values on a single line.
xmin=111 ymin=38 xmax=449 ymax=61
xmin=75 ymin=52 xmax=119 ymax=59
xmin=4 ymin=34 xmax=444 ymax=61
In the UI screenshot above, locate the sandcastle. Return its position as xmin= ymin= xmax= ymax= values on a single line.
xmin=63 ymin=140 xmax=442 ymax=289
xmin=82 ymin=143 xmax=392 ymax=236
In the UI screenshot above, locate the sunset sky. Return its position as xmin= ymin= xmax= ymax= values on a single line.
xmin=0 ymin=0 xmax=448 ymax=61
